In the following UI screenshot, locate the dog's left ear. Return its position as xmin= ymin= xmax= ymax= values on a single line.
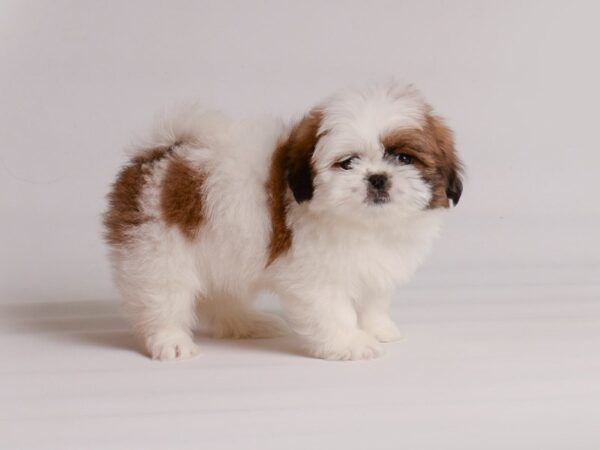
xmin=428 ymin=113 xmax=464 ymax=207
xmin=285 ymin=110 xmax=323 ymax=203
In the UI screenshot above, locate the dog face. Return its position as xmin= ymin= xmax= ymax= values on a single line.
xmin=285 ymin=83 xmax=463 ymax=225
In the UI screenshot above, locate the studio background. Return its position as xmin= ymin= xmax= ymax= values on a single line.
xmin=1 ymin=1 xmax=599 ymax=449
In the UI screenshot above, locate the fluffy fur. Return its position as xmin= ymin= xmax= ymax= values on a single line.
xmin=104 ymin=82 xmax=463 ymax=361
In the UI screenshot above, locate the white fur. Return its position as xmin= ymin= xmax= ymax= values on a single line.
xmin=107 ymin=82 xmax=447 ymax=361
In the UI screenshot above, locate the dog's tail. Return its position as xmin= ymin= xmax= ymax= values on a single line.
xmin=127 ymin=104 xmax=233 ymax=159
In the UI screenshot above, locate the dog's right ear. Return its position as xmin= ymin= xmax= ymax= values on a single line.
xmin=284 ymin=110 xmax=323 ymax=203
xmin=426 ymin=113 xmax=464 ymax=208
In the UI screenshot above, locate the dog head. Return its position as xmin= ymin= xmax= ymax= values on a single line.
xmin=284 ymin=83 xmax=463 ymax=225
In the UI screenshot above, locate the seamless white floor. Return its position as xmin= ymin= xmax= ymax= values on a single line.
xmin=2 ymin=2 xmax=600 ymax=448
xmin=2 ymin=267 xmax=599 ymax=450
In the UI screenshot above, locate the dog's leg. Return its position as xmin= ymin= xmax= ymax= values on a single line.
xmin=357 ymin=294 xmax=402 ymax=343
xmin=281 ymin=289 xmax=383 ymax=361
xmin=123 ymin=287 xmax=200 ymax=361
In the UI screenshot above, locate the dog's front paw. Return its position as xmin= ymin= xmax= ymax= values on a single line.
xmin=361 ymin=316 xmax=403 ymax=343
xmin=309 ymin=330 xmax=384 ymax=361
xmin=145 ymin=329 xmax=199 ymax=361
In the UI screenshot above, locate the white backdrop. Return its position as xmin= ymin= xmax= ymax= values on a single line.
xmin=2 ymin=2 xmax=600 ymax=450
xmin=2 ymin=1 xmax=599 ymax=302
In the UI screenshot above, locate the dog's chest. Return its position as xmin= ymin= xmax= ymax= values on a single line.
xmin=304 ymin=230 xmax=425 ymax=287
xmin=343 ymin=236 xmax=417 ymax=282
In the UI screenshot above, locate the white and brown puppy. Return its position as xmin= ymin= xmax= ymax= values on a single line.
xmin=104 ymin=82 xmax=463 ymax=361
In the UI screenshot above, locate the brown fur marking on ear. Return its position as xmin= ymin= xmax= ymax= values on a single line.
xmin=103 ymin=147 xmax=173 ymax=246
xmin=425 ymin=114 xmax=463 ymax=208
xmin=265 ymin=110 xmax=324 ymax=265
xmin=286 ymin=110 xmax=323 ymax=203
xmin=160 ymin=156 xmax=205 ymax=240
xmin=265 ymin=137 xmax=293 ymax=265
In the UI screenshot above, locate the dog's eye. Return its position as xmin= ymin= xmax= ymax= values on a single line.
xmin=396 ymin=153 xmax=413 ymax=165
xmin=337 ymin=156 xmax=358 ymax=170
xmin=385 ymin=147 xmax=415 ymax=165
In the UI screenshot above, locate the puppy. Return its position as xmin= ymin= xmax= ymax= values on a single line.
xmin=104 ymin=82 xmax=463 ymax=361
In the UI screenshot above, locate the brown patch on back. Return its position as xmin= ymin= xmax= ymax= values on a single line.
xmin=160 ymin=157 xmax=205 ymax=240
xmin=104 ymin=146 xmax=173 ymax=246
xmin=265 ymin=110 xmax=324 ymax=265
xmin=381 ymin=113 xmax=463 ymax=208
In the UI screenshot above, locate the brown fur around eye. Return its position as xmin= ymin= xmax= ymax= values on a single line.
xmin=381 ymin=113 xmax=463 ymax=208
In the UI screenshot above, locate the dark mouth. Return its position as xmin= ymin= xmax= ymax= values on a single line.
xmin=367 ymin=192 xmax=390 ymax=205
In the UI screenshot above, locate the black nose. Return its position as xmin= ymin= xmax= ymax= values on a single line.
xmin=368 ymin=173 xmax=389 ymax=190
